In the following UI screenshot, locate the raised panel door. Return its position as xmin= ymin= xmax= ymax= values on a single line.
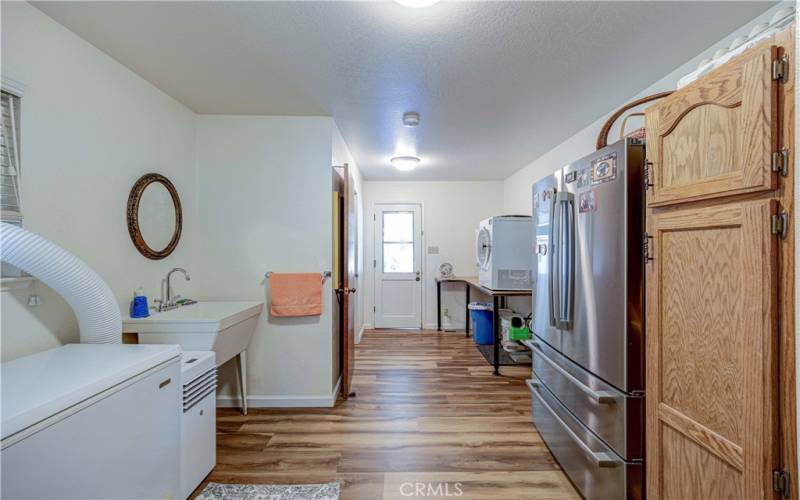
xmin=645 ymin=40 xmax=780 ymax=206
xmin=645 ymin=200 xmax=779 ymax=499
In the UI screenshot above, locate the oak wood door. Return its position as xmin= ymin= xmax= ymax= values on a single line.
xmin=645 ymin=40 xmax=781 ymax=207
xmin=645 ymin=199 xmax=779 ymax=499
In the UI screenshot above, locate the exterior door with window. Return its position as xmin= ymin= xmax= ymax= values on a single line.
xmin=374 ymin=204 xmax=422 ymax=328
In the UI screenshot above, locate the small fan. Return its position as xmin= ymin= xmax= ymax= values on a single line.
xmin=439 ymin=262 xmax=454 ymax=279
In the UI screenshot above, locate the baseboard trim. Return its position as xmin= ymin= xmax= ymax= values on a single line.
xmin=424 ymin=322 xmax=466 ymax=331
xmin=332 ymin=374 xmax=342 ymax=402
xmin=356 ymin=325 xmax=366 ymax=343
xmin=217 ymin=389 xmax=338 ymax=409
xmin=217 ymin=375 xmax=343 ymax=409
xmin=360 ymin=323 xmax=373 ymax=341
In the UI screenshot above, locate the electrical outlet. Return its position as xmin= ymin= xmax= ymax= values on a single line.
xmin=443 ymin=308 xmax=449 ymax=317
xmin=27 ymin=294 xmax=41 ymax=307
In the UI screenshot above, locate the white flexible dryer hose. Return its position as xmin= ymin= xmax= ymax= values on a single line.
xmin=1 ymin=223 xmax=121 ymax=344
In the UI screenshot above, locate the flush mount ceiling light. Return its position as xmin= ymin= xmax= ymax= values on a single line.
xmin=390 ymin=156 xmax=421 ymax=171
xmin=402 ymin=112 xmax=420 ymax=127
xmin=394 ymin=0 xmax=440 ymax=7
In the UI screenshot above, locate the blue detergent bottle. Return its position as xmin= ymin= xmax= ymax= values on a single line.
xmin=130 ymin=287 xmax=150 ymax=318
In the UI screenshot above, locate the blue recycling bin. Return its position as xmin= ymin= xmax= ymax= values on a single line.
xmin=469 ymin=302 xmax=494 ymax=345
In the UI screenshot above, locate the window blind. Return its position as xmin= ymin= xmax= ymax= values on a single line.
xmin=1 ymin=90 xmax=21 ymax=221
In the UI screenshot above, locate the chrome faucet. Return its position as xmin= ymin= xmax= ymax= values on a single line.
xmin=156 ymin=268 xmax=191 ymax=312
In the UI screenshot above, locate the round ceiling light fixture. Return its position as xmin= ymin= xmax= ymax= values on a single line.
xmin=394 ymin=0 xmax=440 ymax=8
xmin=390 ymin=156 xmax=421 ymax=171
xmin=402 ymin=112 xmax=420 ymax=127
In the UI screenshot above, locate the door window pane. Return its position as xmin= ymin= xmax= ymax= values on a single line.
xmin=383 ymin=212 xmax=414 ymax=242
xmin=383 ymin=243 xmax=413 ymax=273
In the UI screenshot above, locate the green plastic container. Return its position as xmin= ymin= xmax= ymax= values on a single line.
xmin=508 ymin=315 xmax=530 ymax=340
xmin=509 ymin=325 xmax=530 ymax=341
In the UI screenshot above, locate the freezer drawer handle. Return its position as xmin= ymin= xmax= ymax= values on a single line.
xmin=525 ymin=378 xmax=540 ymax=392
xmin=531 ymin=386 xmax=621 ymax=469
xmin=529 ymin=341 xmax=617 ymax=405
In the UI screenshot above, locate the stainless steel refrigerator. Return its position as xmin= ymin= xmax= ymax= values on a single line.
xmin=525 ymin=138 xmax=645 ymax=500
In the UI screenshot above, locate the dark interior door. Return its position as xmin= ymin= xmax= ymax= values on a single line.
xmin=341 ymin=164 xmax=356 ymax=399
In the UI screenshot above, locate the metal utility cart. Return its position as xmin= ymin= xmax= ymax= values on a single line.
xmin=435 ymin=276 xmax=531 ymax=375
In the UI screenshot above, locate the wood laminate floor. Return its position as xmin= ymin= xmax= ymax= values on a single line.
xmin=196 ymin=329 xmax=579 ymax=499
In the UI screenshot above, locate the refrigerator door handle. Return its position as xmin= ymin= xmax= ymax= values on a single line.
xmin=563 ymin=192 xmax=575 ymax=330
xmin=548 ymin=190 xmax=559 ymax=328
xmin=553 ymin=192 xmax=574 ymax=330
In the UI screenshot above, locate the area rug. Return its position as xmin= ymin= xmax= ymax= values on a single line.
xmin=196 ymin=482 xmax=340 ymax=500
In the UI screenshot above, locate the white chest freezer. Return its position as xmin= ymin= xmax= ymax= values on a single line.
xmin=1 ymin=344 xmax=182 ymax=499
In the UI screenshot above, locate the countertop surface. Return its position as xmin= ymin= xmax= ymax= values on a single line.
xmin=122 ymin=301 xmax=263 ymax=333
xmin=1 ymin=343 xmax=181 ymax=440
xmin=435 ymin=276 xmax=531 ymax=296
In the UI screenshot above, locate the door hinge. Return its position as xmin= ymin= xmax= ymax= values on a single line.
xmin=773 ymin=54 xmax=790 ymax=84
xmin=773 ymin=469 xmax=790 ymax=499
xmin=373 ymin=306 xmax=376 ymax=313
xmin=643 ymin=160 xmax=654 ymax=191
xmin=771 ymin=211 xmax=789 ymax=240
xmin=643 ymin=232 xmax=654 ymax=262
xmin=373 ymin=259 xmax=376 ymax=268
xmin=772 ymin=148 xmax=790 ymax=177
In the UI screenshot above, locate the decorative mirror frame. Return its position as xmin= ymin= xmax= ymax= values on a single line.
xmin=126 ymin=173 xmax=182 ymax=260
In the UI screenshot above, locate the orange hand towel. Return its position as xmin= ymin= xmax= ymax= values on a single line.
xmin=270 ymin=273 xmax=323 ymax=317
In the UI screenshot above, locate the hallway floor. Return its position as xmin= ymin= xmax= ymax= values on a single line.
xmin=200 ymin=330 xmax=579 ymax=499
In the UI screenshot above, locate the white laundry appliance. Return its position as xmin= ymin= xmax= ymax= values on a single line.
xmin=180 ymin=350 xmax=217 ymax=499
xmin=476 ymin=215 xmax=533 ymax=290
xmin=1 ymin=344 xmax=182 ymax=499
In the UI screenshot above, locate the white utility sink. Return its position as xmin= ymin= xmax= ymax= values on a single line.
xmin=123 ymin=301 xmax=263 ymax=414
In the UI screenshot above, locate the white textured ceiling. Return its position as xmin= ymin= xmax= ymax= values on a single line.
xmin=34 ymin=1 xmax=773 ymax=180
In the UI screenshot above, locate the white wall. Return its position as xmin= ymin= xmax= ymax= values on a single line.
xmin=196 ymin=115 xmax=346 ymax=406
xmin=503 ymin=3 xmax=791 ymax=215
xmin=362 ymin=181 xmax=504 ymax=331
xmin=0 ymin=2 xmax=199 ymax=361
xmin=1 ymin=3 xmax=365 ymax=407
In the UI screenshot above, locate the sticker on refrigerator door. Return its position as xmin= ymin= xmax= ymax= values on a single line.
xmin=591 ymin=152 xmax=617 ymax=185
xmin=579 ymin=190 xmax=597 ymax=213
xmin=577 ymin=167 xmax=592 ymax=189
xmin=537 ymin=190 xmax=553 ymax=224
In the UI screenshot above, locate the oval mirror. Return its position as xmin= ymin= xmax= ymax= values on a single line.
xmin=127 ymin=173 xmax=182 ymax=260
